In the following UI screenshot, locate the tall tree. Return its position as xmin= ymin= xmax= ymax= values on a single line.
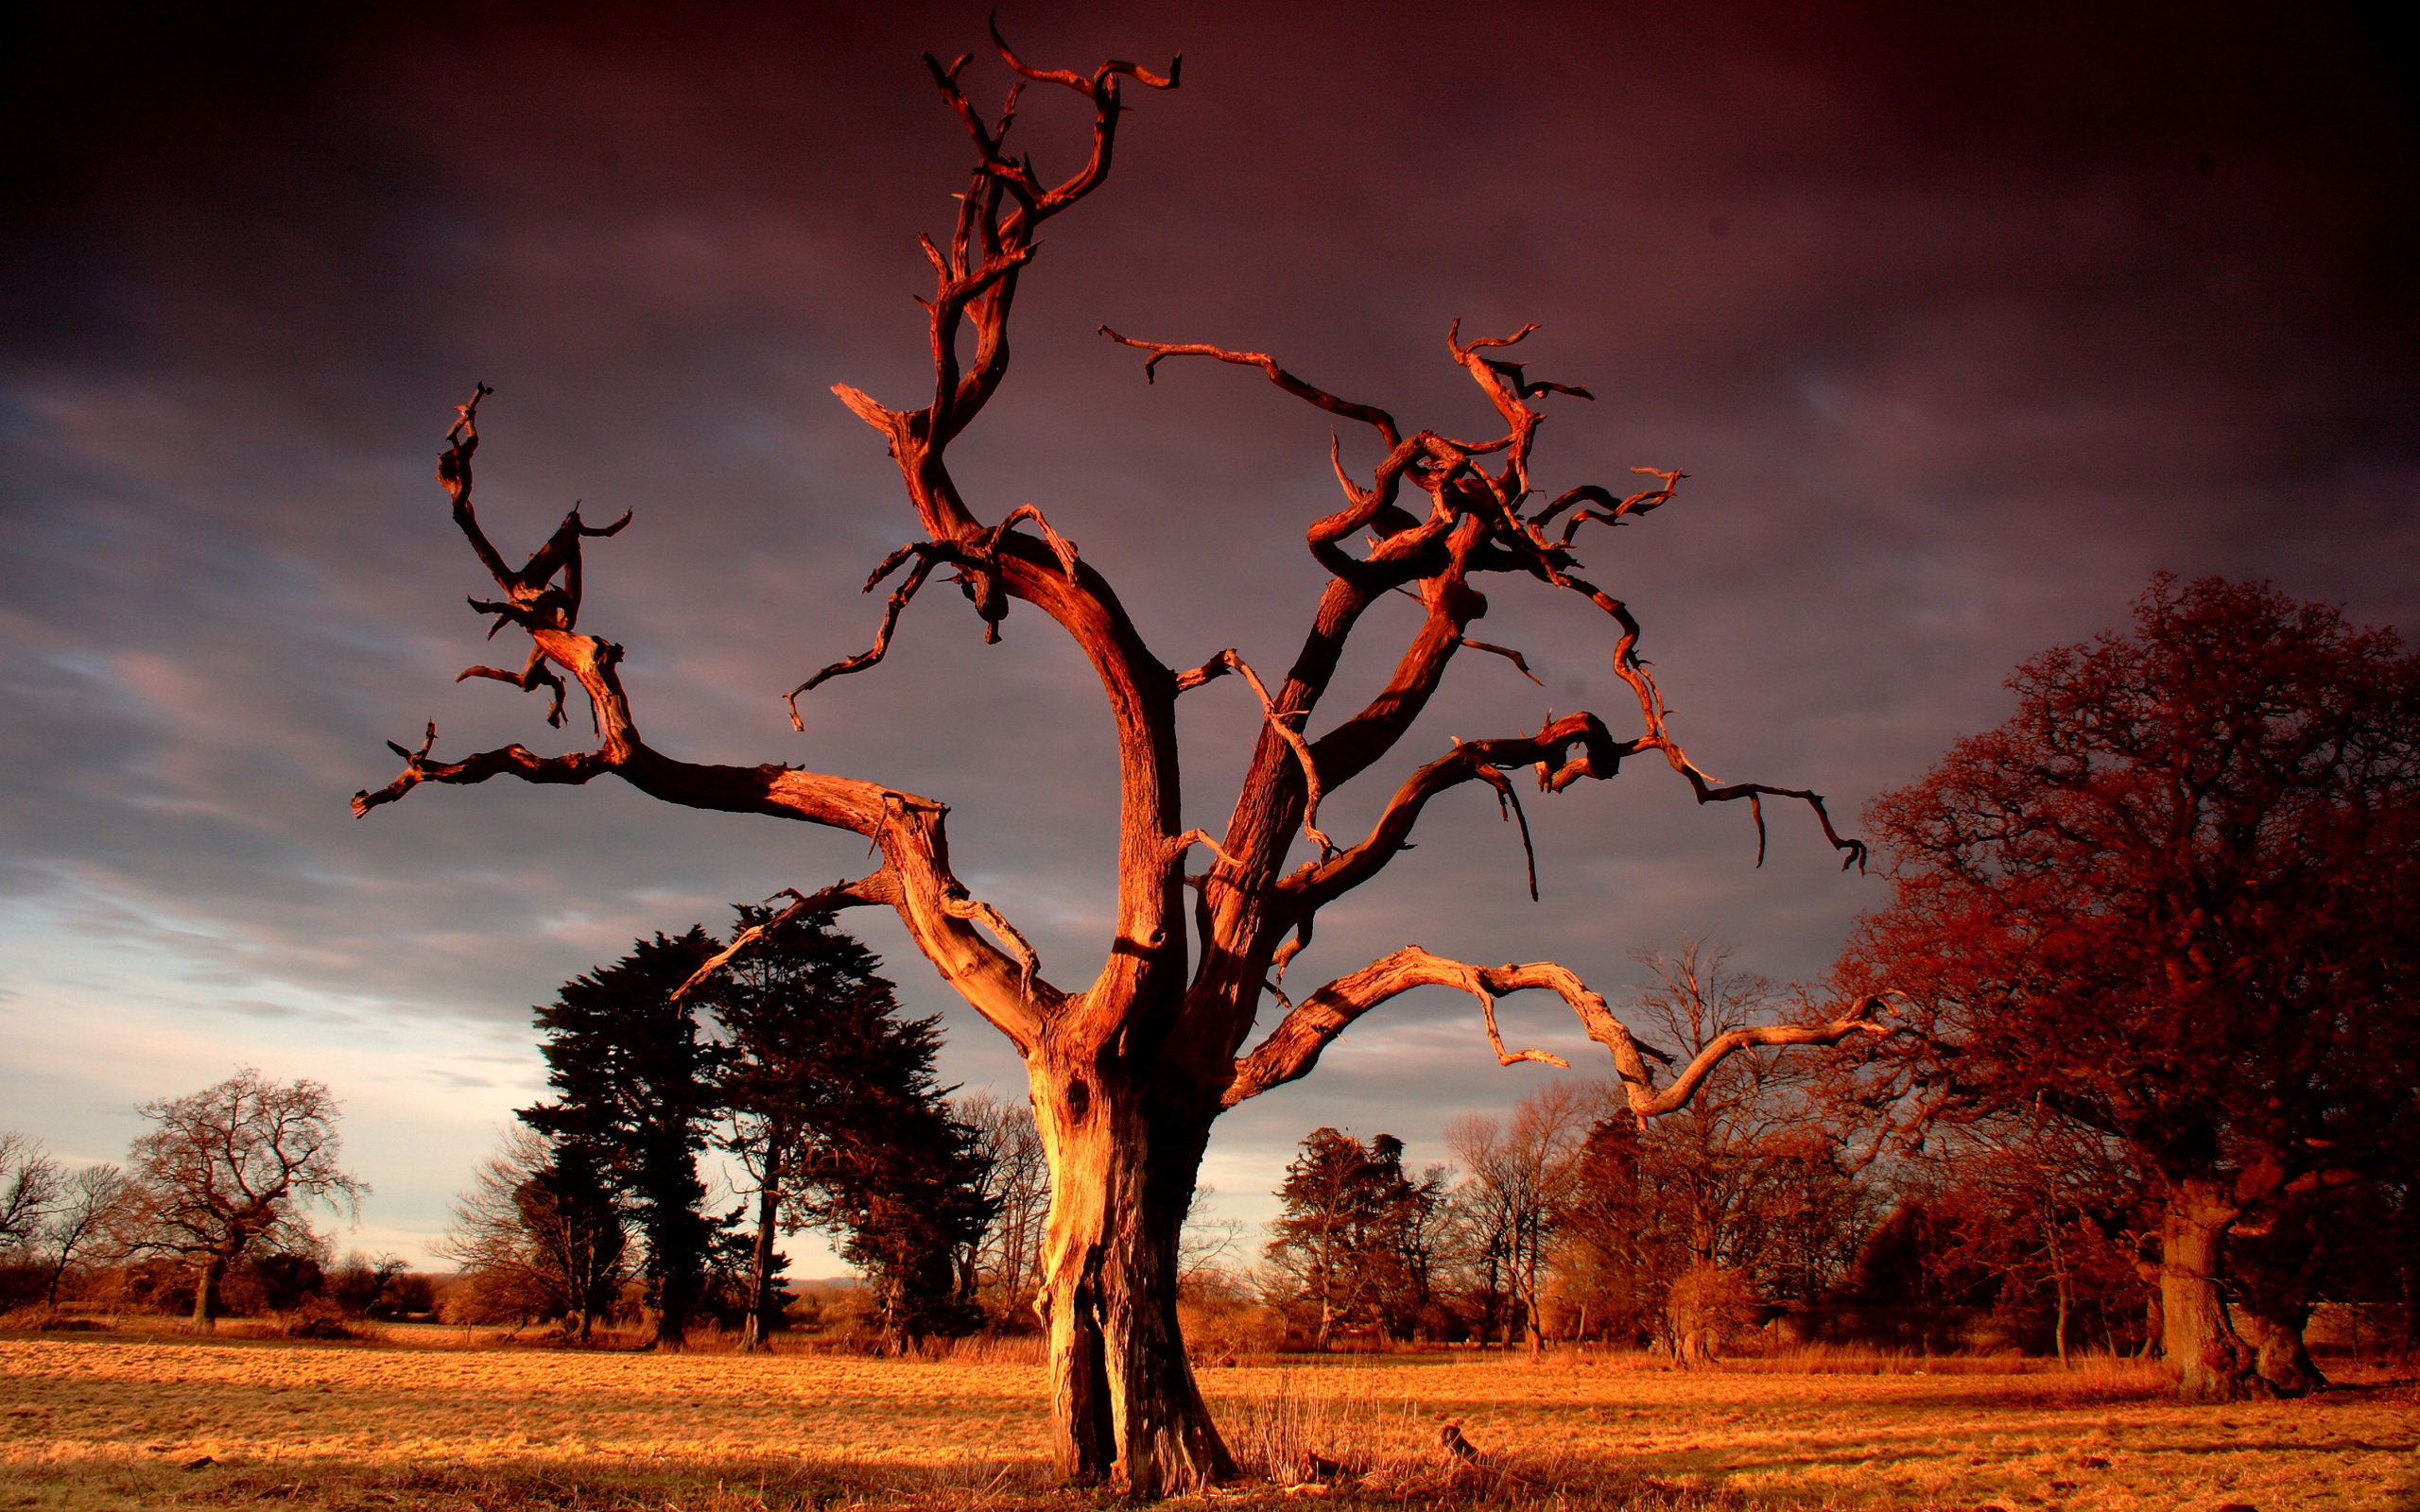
xmin=791 ymin=1026 xmax=995 ymax=1353
xmin=696 ymin=904 xmax=991 ymax=1352
xmin=960 ymin=1091 xmax=1051 ymax=1325
xmin=121 ymin=1070 xmax=364 ymax=1331
xmin=706 ymin=905 xmax=896 ymax=1349
xmin=1832 ymin=575 xmax=2420 ymax=1400
xmin=1612 ymin=938 xmax=1875 ymax=1344
xmin=354 ymin=26 xmax=1888 ymax=1491
xmin=1549 ymin=1115 xmax=1656 ymax=1345
xmin=523 ymin=928 xmax=720 ymax=1350
xmin=1264 ymin=1128 xmax=1443 ymax=1349
xmin=1446 ymin=1085 xmax=1587 ymax=1355
xmin=40 ymin=1163 xmax=130 ymax=1307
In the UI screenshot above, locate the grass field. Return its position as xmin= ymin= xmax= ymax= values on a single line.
xmin=3 ymin=1330 xmax=2414 ymax=1510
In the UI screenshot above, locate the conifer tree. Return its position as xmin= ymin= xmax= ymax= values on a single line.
xmin=700 ymin=904 xmax=997 ymax=1352
xmin=523 ymin=927 xmax=721 ymax=1350
xmin=1265 ymin=1128 xmax=1442 ymax=1348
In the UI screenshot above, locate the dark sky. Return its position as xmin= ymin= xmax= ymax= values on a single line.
xmin=4 ymin=0 xmax=2415 ymax=1264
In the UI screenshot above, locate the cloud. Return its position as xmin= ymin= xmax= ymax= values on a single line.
xmin=2 ymin=0 xmax=2414 ymax=1251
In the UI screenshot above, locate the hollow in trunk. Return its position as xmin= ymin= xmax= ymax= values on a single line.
xmin=1030 ymin=1057 xmax=1236 ymax=1498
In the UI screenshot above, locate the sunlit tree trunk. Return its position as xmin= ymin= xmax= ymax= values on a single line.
xmin=190 ymin=1253 xmax=226 ymax=1332
xmin=1029 ymin=1055 xmax=1235 ymax=1496
xmin=354 ymin=25 xmax=1876 ymax=1491
xmin=2162 ymin=1178 xmax=2250 ymax=1402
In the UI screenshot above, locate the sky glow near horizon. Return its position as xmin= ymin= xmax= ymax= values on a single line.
xmin=1 ymin=0 xmax=2414 ymax=1277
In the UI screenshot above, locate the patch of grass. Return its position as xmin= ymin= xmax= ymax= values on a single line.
xmin=4 ymin=1334 xmax=2414 ymax=1509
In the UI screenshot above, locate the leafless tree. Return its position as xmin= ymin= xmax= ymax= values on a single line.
xmin=121 ymin=1070 xmax=365 ymax=1330
xmin=1608 ymin=937 xmax=1876 ymax=1357
xmin=0 ymin=1132 xmax=61 ymax=1252
xmin=436 ymin=1124 xmax=629 ymax=1340
xmin=1630 ymin=940 xmax=1836 ymax=1269
xmin=40 ymin=1163 xmax=130 ymax=1306
xmin=1446 ymin=1083 xmax=1590 ymax=1356
xmin=352 ymin=26 xmax=1887 ymax=1493
xmin=959 ymin=1091 xmax=1050 ymax=1322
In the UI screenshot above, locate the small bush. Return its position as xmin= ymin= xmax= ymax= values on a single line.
xmin=277 ymin=1298 xmax=361 ymax=1341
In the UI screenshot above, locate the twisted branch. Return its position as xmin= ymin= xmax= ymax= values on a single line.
xmin=1226 ymin=945 xmax=1898 ymax=1112
xmin=1214 ymin=649 xmax=1334 ymax=856
xmin=669 ymin=876 xmax=902 ymax=1002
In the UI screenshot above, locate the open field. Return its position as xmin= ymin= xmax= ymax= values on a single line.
xmin=3 ymin=1332 xmax=2414 ymax=1510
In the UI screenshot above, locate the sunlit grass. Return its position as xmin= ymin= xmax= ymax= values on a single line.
xmin=3 ymin=1330 xmax=2413 ymax=1509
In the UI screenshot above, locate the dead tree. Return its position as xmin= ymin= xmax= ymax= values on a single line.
xmin=355 ymin=26 xmax=1887 ymax=1496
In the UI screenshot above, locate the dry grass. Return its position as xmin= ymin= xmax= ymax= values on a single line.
xmin=2 ymin=1330 xmax=2414 ymax=1510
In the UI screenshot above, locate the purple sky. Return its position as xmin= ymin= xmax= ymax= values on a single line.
xmin=4 ymin=1 xmax=2414 ymax=1269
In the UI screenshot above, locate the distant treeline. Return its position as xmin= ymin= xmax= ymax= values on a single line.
xmin=1224 ymin=936 xmax=2418 ymax=1371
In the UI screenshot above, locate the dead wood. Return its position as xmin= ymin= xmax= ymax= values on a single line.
xmin=354 ymin=26 xmax=1872 ymax=1498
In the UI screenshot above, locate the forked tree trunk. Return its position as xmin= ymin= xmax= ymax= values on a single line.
xmin=2162 ymin=1177 xmax=2251 ymax=1402
xmin=354 ymin=29 xmax=1882 ymax=1494
xmin=1028 ymin=1057 xmax=1235 ymax=1497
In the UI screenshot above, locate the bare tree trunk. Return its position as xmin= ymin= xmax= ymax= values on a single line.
xmin=1520 ymin=1213 xmax=1542 ymax=1359
xmin=191 ymin=1254 xmax=226 ymax=1332
xmin=2162 ymin=1178 xmax=2250 ymax=1402
xmin=742 ymin=1143 xmax=784 ymax=1353
xmin=2228 ymin=1201 xmax=2331 ymax=1398
xmin=2233 ymin=1301 xmax=2325 ymax=1397
xmin=2045 ymin=1211 xmax=2071 ymax=1368
xmin=1030 ymin=1058 xmax=1235 ymax=1497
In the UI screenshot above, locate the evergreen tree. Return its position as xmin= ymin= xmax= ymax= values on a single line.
xmin=702 ymin=904 xmax=996 ymax=1352
xmin=522 ymin=927 xmax=721 ymax=1350
xmin=1265 ymin=1128 xmax=1441 ymax=1348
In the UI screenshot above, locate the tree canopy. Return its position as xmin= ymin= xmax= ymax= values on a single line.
xmin=122 ymin=1069 xmax=364 ymax=1331
xmin=521 ymin=928 xmax=722 ymax=1350
xmin=1833 ymin=574 xmax=2420 ymax=1400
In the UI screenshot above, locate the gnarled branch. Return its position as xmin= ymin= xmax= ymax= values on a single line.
xmin=1214 ymin=648 xmax=1335 ymax=857
xmin=1225 ymin=944 xmax=1898 ymax=1113
xmin=669 ymin=876 xmax=901 ymax=1002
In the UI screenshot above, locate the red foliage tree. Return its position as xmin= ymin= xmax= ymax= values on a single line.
xmin=1832 ymin=575 xmax=2420 ymax=1400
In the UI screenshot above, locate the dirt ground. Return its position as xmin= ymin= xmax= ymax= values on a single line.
xmin=2 ymin=1330 xmax=2414 ymax=1510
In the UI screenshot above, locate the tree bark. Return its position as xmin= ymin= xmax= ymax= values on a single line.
xmin=2162 ymin=1177 xmax=2251 ymax=1402
xmin=2233 ymin=1300 xmax=2325 ymax=1397
xmin=742 ymin=1143 xmax=784 ymax=1352
xmin=191 ymin=1254 xmax=225 ymax=1332
xmin=355 ymin=38 xmax=1872 ymax=1482
xmin=1029 ymin=1056 xmax=1235 ymax=1498
xmin=2227 ymin=1197 xmax=2333 ymax=1398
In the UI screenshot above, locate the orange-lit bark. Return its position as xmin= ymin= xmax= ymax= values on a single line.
xmin=355 ymin=26 xmax=1865 ymax=1496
